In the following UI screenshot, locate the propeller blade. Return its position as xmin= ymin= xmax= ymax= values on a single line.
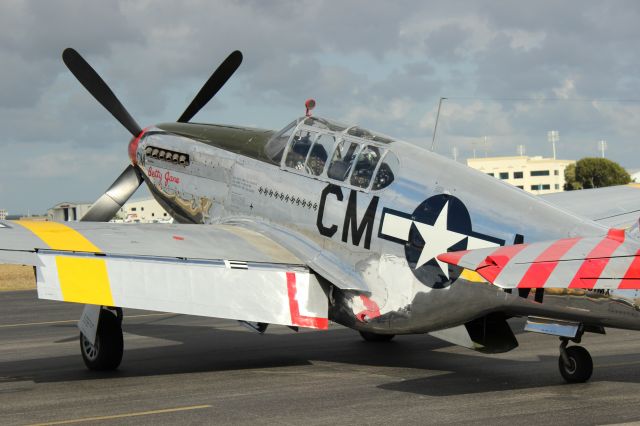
xmin=177 ymin=50 xmax=243 ymax=123
xmin=62 ymin=48 xmax=142 ymax=137
xmin=80 ymin=165 xmax=143 ymax=222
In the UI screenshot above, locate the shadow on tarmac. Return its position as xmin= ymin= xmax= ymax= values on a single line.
xmin=2 ymin=317 xmax=640 ymax=396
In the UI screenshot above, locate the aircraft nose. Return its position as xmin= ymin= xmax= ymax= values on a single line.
xmin=128 ymin=127 xmax=149 ymax=165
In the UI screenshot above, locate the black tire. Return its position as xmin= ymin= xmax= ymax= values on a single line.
xmin=359 ymin=331 xmax=395 ymax=342
xmin=559 ymin=346 xmax=593 ymax=383
xmin=80 ymin=311 xmax=123 ymax=371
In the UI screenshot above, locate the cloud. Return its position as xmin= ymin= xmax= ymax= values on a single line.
xmin=2 ymin=0 xmax=640 ymax=212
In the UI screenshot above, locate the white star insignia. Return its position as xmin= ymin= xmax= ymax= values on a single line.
xmin=379 ymin=201 xmax=499 ymax=279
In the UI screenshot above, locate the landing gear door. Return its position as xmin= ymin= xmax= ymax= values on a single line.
xmin=78 ymin=304 xmax=101 ymax=345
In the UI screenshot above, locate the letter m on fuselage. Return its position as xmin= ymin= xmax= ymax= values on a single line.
xmin=317 ymin=184 xmax=379 ymax=250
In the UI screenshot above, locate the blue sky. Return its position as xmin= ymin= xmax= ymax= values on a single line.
xmin=2 ymin=0 xmax=640 ymax=213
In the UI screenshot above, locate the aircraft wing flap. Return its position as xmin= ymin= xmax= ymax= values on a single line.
xmin=0 ymin=220 xmax=328 ymax=329
xmin=438 ymin=229 xmax=640 ymax=290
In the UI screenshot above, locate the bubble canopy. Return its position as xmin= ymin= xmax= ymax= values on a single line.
xmin=264 ymin=116 xmax=398 ymax=192
xmin=265 ymin=116 xmax=396 ymax=164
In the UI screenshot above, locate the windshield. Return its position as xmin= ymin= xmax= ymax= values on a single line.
xmin=264 ymin=119 xmax=298 ymax=163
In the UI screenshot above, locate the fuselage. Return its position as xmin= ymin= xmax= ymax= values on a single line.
xmin=131 ymin=117 xmax=640 ymax=334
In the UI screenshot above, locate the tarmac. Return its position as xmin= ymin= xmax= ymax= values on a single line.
xmin=2 ymin=290 xmax=640 ymax=425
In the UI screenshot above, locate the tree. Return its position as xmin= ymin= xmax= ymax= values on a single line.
xmin=564 ymin=157 xmax=630 ymax=190
xmin=563 ymin=163 xmax=582 ymax=191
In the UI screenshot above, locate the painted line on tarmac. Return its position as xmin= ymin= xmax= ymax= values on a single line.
xmin=0 ymin=313 xmax=173 ymax=328
xmin=599 ymin=360 xmax=640 ymax=368
xmin=27 ymin=404 xmax=212 ymax=425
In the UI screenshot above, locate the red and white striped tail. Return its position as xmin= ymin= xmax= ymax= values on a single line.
xmin=437 ymin=229 xmax=640 ymax=290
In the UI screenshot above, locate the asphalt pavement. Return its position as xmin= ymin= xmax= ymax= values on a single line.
xmin=2 ymin=290 xmax=640 ymax=425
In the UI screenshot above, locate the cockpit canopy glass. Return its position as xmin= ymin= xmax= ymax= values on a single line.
xmin=372 ymin=151 xmax=398 ymax=190
xmin=350 ymin=145 xmax=382 ymax=188
xmin=285 ymin=130 xmax=317 ymax=171
xmin=346 ymin=126 xmax=394 ymax=145
xmin=268 ymin=116 xmax=399 ymax=191
xmin=265 ymin=119 xmax=297 ymax=163
xmin=302 ymin=116 xmax=348 ymax=132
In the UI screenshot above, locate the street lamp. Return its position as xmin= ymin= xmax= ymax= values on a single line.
xmin=547 ymin=130 xmax=559 ymax=160
xmin=598 ymin=140 xmax=607 ymax=158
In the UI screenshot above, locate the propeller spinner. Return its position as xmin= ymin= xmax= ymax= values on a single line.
xmin=61 ymin=48 xmax=243 ymax=221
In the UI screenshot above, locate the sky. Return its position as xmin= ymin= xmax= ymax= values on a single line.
xmin=2 ymin=0 xmax=640 ymax=214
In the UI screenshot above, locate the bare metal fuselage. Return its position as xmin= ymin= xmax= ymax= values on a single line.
xmin=134 ymin=120 xmax=640 ymax=337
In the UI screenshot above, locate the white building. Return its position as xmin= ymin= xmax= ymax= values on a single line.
xmin=467 ymin=156 xmax=575 ymax=195
xmin=47 ymin=202 xmax=92 ymax=221
xmin=0 ymin=209 xmax=7 ymax=220
xmin=117 ymin=196 xmax=171 ymax=223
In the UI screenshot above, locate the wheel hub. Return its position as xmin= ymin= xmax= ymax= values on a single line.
xmin=81 ymin=334 xmax=99 ymax=361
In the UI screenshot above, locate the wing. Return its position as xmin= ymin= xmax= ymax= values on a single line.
xmin=437 ymin=229 xmax=640 ymax=290
xmin=0 ymin=220 xmax=328 ymax=329
xmin=541 ymin=184 xmax=640 ymax=228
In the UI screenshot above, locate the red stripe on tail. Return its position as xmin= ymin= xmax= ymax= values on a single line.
xmin=568 ymin=230 xmax=625 ymax=289
xmin=436 ymin=250 xmax=470 ymax=266
xmin=476 ymin=244 xmax=528 ymax=284
xmin=517 ymin=238 xmax=581 ymax=288
xmin=618 ymin=249 xmax=640 ymax=289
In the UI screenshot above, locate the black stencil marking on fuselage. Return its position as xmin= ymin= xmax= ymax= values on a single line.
xmin=257 ymin=186 xmax=317 ymax=212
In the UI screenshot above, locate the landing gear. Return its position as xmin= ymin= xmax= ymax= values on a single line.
xmin=359 ymin=331 xmax=395 ymax=342
xmin=558 ymin=338 xmax=592 ymax=383
xmin=80 ymin=309 xmax=123 ymax=371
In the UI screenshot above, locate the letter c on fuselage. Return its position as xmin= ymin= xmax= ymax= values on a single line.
xmin=317 ymin=184 xmax=343 ymax=237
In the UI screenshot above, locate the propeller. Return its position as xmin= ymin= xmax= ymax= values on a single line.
xmin=80 ymin=165 xmax=143 ymax=222
xmin=62 ymin=48 xmax=242 ymax=222
xmin=62 ymin=48 xmax=142 ymax=137
xmin=177 ymin=50 xmax=242 ymax=123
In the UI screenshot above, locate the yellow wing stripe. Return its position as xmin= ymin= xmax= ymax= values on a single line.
xmin=15 ymin=220 xmax=102 ymax=252
xmin=15 ymin=220 xmax=113 ymax=306
xmin=55 ymin=257 xmax=114 ymax=305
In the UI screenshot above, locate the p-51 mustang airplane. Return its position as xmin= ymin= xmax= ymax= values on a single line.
xmin=3 ymin=48 xmax=640 ymax=383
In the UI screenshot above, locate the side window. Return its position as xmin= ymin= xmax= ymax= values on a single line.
xmin=327 ymin=139 xmax=360 ymax=182
xmin=350 ymin=145 xmax=382 ymax=188
xmin=285 ymin=131 xmax=315 ymax=171
xmin=306 ymin=133 xmax=334 ymax=176
xmin=372 ymin=151 xmax=398 ymax=190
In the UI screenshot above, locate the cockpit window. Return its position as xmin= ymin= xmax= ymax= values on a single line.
xmin=347 ymin=126 xmax=394 ymax=144
xmin=265 ymin=120 xmax=296 ymax=163
xmin=303 ymin=116 xmax=348 ymax=132
xmin=327 ymin=139 xmax=361 ymax=182
xmin=350 ymin=145 xmax=382 ymax=188
xmin=372 ymin=151 xmax=398 ymax=190
xmin=285 ymin=130 xmax=316 ymax=171
xmin=306 ymin=133 xmax=334 ymax=176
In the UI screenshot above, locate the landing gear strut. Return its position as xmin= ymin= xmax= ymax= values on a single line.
xmin=558 ymin=336 xmax=592 ymax=383
xmin=80 ymin=308 xmax=123 ymax=371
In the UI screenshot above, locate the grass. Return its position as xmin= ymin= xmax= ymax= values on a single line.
xmin=0 ymin=264 xmax=36 ymax=291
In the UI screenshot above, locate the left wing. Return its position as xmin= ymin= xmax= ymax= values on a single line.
xmin=438 ymin=229 xmax=640 ymax=290
xmin=0 ymin=220 xmax=328 ymax=329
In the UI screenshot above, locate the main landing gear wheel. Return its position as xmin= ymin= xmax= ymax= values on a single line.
xmin=359 ymin=331 xmax=395 ymax=342
xmin=558 ymin=340 xmax=593 ymax=383
xmin=80 ymin=310 xmax=123 ymax=371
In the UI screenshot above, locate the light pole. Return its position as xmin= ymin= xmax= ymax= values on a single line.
xmin=599 ymin=140 xmax=607 ymax=158
xmin=430 ymin=97 xmax=447 ymax=151
xmin=548 ymin=130 xmax=559 ymax=160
